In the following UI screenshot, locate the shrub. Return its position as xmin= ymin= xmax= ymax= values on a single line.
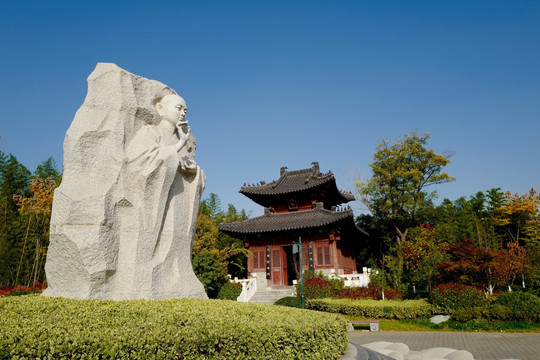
xmin=274 ymin=296 xmax=302 ymax=308
xmin=216 ymin=282 xmax=242 ymax=300
xmin=450 ymin=303 xmax=511 ymax=323
xmin=302 ymin=277 xmax=336 ymax=299
xmin=301 ymin=270 xmax=323 ymax=281
xmin=296 ymin=271 xmax=344 ymax=299
xmin=335 ymin=284 xmax=403 ymax=300
xmin=327 ymin=276 xmax=345 ymax=292
xmin=0 ymin=283 xmax=44 ymax=297
xmin=483 ymin=304 xmax=512 ymax=321
xmin=0 ymin=295 xmax=349 ymax=359
xmin=307 ymin=298 xmax=436 ymax=319
xmin=372 ymin=284 xmax=403 ymax=300
xmin=335 ymin=286 xmax=375 ymax=300
xmin=430 ymin=283 xmax=488 ymax=312
xmin=192 ymin=250 xmax=228 ymax=298
xmin=494 ymin=291 xmax=540 ymax=322
xmin=451 ymin=307 xmax=482 ymax=323
xmin=447 ymin=318 xmax=490 ymax=331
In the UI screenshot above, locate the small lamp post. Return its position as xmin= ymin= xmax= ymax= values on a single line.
xmin=292 ymin=236 xmax=305 ymax=309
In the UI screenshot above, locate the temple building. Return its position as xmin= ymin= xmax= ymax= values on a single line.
xmin=218 ymin=162 xmax=368 ymax=288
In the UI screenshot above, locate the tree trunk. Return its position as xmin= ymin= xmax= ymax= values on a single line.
xmin=394 ymin=227 xmax=408 ymax=288
xmin=15 ymin=214 xmax=32 ymax=286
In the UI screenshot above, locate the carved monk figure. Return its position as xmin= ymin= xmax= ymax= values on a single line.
xmin=114 ymin=93 xmax=207 ymax=299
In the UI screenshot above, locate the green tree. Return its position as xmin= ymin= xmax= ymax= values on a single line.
xmin=0 ymin=153 xmax=32 ymax=286
xmin=358 ymin=131 xmax=455 ymax=235
xmin=429 ymin=189 xmax=504 ymax=249
xmin=357 ymin=131 xmax=455 ymax=286
xmin=192 ymin=194 xmax=249 ymax=297
xmin=34 ymin=157 xmax=61 ymax=183
xmin=0 ymin=154 xmax=61 ymax=287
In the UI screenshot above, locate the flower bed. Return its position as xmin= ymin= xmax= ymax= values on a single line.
xmin=0 ymin=282 xmax=45 ymax=297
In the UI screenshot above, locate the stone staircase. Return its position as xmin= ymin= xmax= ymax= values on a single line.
xmin=248 ymin=287 xmax=295 ymax=305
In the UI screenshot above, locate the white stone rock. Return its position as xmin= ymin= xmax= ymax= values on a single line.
xmin=445 ymin=350 xmax=474 ymax=360
xmin=362 ymin=341 xmax=395 ymax=353
xmin=383 ymin=350 xmax=405 ymax=360
xmin=363 ymin=342 xmax=409 ymax=359
xmin=430 ymin=315 xmax=451 ymax=324
xmin=412 ymin=348 xmax=474 ymax=360
xmin=387 ymin=342 xmax=410 ymax=355
xmin=43 ymin=63 xmax=207 ymax=300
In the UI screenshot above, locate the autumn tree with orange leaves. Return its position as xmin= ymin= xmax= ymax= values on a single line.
xmin=491 ymin=242 xmax=527 ymax=291
xmin=0 ymin=154 xmax=60 ymax=287
xmin=13 ymin=175 xmax=58 ymax=287
xmin=403 ymin=223 xmax=449 ymax=291
xmin=493 ymin=188 xmax=540 ymax=244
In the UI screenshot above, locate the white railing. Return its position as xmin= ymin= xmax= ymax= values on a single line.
xmin=231 ymin=275 xmax=257 ymax=302
xmin=332 ymin=267 xmax=371 ymax=287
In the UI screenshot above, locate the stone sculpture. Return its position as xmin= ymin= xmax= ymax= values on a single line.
xmin=42 ymin=63 xmax=208 ymax=300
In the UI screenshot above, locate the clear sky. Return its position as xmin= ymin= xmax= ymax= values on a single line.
xmin=1 ymin=1 xmax=539 ymax=216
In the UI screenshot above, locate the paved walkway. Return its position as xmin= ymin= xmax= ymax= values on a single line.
xmin=349 ymin=331 xmax=540 ymax=360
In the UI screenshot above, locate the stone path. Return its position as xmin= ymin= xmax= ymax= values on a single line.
xmin=349 ymin=331 xmax=540 ymax=360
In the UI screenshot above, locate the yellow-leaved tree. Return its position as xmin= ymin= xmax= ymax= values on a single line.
xmin=13 ymin=175 xmax=58 ymax=287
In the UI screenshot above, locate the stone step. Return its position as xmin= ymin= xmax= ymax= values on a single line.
xmin=248 ymin=287 xmax=295 ymax=305
xmin=250 ymin=295 xmax=290 ymax=302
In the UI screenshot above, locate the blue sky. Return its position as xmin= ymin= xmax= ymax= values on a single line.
xmin=1 ymin=1 xmax=539 ymax=216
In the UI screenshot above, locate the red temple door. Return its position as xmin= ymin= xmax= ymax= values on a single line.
xmin=271 ymin=248 xmax=286 ymax=286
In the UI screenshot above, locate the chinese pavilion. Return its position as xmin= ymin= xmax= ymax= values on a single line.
xmin=218 ymin=162 xmax=368 ymax=288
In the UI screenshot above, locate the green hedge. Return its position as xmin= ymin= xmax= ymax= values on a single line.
xmin=307 ymin=298 xmax=437 ymax=319
xmin=494 ymin=291 xmax=540 ymax=323
xmin=451 ymin=304 xmax=511 ymax=322
xmin=274 ymin=296 xmax=303 ymax=308
xmin=216 ymin=282 xmax=242 ymax=300
xmin=450 ymin=292 xmax=540 ymax=323
xmin=0 ymin=295 xmax=349 ymax=359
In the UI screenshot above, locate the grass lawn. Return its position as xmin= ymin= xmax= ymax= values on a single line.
xmin=344 ymin=315 xmax=540 ymax=333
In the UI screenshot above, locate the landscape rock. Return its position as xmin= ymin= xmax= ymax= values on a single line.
xmin=430 ymin=315 xmax=451 ymax=324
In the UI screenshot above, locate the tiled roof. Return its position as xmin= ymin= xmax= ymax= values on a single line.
xmin=239 ymin=162 xmax=355 ymax=201
xmin=218 ymin=203 xmax=366 ymax=235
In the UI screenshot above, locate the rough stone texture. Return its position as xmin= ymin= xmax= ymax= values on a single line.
xmin=350 ymin=331 xmax=536 ymax=360
xmin=337 ymin=344 xmax=395 ymax=360
xmin=362 ymin=342 xmax=474 ymax=360
xmin=42 ymin=63 xmax=207 ymax=300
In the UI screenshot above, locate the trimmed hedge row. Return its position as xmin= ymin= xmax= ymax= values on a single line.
xmin=451 ymin=291 xmax=540 ymax=323
xmin=0 ymin=295 xmax=349 ymax=359
xmin=307 ymin=298 xmax=437 ymax=319
xmin=274 ymin=296 xmax=303 ymax=308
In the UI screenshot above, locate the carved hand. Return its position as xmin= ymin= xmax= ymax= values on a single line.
xmin=175 ymin=124 xmax=191 ymax=152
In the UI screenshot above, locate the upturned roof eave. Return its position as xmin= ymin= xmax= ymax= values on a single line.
xmin=217 ymin=208 xmax=356 ymax=235
xmin=239 ymin=173 xmax=335 ymax=197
